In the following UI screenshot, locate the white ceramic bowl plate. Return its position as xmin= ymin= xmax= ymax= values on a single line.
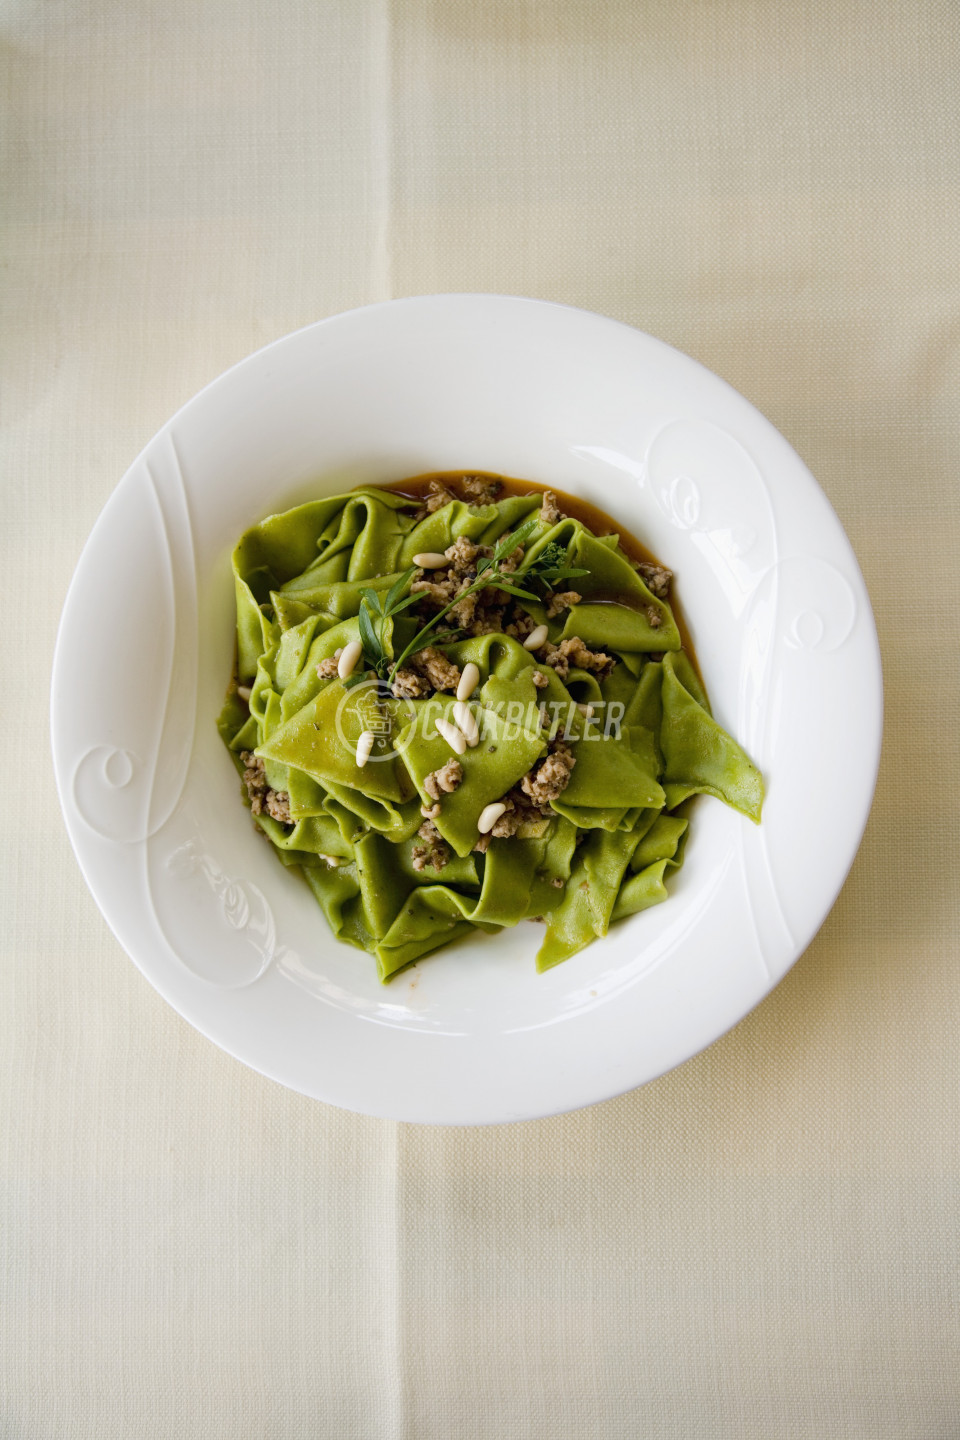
xmin=51 ymin=296 xmax=882 ymax=1123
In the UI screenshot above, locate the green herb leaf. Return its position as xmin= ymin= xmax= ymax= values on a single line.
xmin=384 ymin=592 xmax=423 ymax=616
xmin=537 ymin=566 xmax=590 ymax=585
xmin=384 ymin=512 xmax=587 ymax=683
xmin=494 ymin=515 xmax=539 ymax=560
xmin=383 ymin=566 xmax=418 ymax=614
xmin=360 ymin=586 xmax=384 ymax=616
xmin=357 ymin=601 xmax=381 ymax=663
xmin=494 ymin=583 xmax=541 ymax=602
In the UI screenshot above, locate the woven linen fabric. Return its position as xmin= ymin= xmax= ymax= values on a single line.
xmin=3 ymin=2 xmax=959 ymax=1436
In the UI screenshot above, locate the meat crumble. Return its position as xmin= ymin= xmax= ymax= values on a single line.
xmin=488 ymin=790 xmax=545 ymax=839
xmin=545 ymin=589 xmax=581 ymax=618
xmin=423 ymin=758 xmax=463 ymax=801
xmin=444 ymin=535 xmax=481 ymax=568
xmin=412 ymin=818 xmax=450 ymax=872
xmin=539 ymin=490 xmax=563 ymax=526
xmin=459 ymin=474 xmax=503 ymax=505
xmin=636 ymin=560 xmax=672 ymax=599
xmin=520 ymin=743 xmax=577 ymax=806
xmin=504 ymin=611 xmax=536 ymax=641
xmin=540 ymin=635 xmax=615 ymax=680
xmin=316 ymin=649 xmax=342 ymax=679
xmin=424 ymin=478 xmax=458 ymax=513
xmin=264 ymin=790 xmax=292 ymax=824
xmin=390 ymin=668 xmax=432 ymax=699
xmin=494 ymin=544 xmax=522 ymax=574
xmin=448 ymin=583 xmax=478 ymax=630
xmin=410 ymin=573 xmax=458 ymax=607
xmin=423 ymin=474 xmax=502 ymax=513
xmin=412 ymin=646 xmax=462 ymax=693
xmin=474 ymin=740 xmax=577 ymax=849
xmin=465 ymin=613 xmax=502 ymax=636
xmin=240 ymin=751 xmax=292 ymax=825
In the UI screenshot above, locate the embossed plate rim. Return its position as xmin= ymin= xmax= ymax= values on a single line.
xmin=51 ymin=295 xmax=883 ymax=1123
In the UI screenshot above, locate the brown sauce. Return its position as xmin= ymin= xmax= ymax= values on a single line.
xmin=375 ymin=469 xmax=702 ymax=681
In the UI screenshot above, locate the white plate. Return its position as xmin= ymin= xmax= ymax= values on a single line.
xmin=51 ymin=296 xmax=882 ymax=1124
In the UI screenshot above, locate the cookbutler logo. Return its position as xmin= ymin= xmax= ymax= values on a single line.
xmin=333 ymin=677 xmax=624 ymax=763
xmin=333 ymin=678 xmax=411 ymax=763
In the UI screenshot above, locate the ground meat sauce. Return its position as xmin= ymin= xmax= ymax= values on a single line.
xmin=240 ymin=751 xmax=292 ymax=824
xmin=423 ymin=758 xmax=464 ymax=801
xmin=538 ymin=635 xmax=615 ymax=681
xmin=520 ymin=743 xmax=578 ymax=806
xmin=412 ymin=818 xmax=451 ymax=873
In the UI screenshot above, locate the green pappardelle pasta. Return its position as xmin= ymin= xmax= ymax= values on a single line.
xmin=218 ymin=474 xmax=764 ymax=981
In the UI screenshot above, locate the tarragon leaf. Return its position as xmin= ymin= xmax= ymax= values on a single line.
xmin=383 ymin=566 xmax=418 ymax=615
xmin=494 ymin=515 xmax=539 ymax=560
xmin=494 ymin=583 xmax=541 ymax=603
xmin=538 ymin=566 xmax=590 ymax=584
xmin=357 ymin=600 xmax=381 ymax=664
xmin=384 ymin=593 xmax=423 ymax=616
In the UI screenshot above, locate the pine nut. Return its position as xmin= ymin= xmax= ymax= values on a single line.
xmin=456 ymin=662 xmax=480 ymax=701
xmin=477 ymin=801 xmax=507 ymax=835
xmin=453 ymin=701 xmax=479 ymax=747
xmin=435 ymin=717 xmax=467 ymax=755
xmin=236 ymin=685 xmax=252 ymax=701
xmin=413 ymin=552 xmax=449 ymax=568
xmin=523 ymin=623 xmax=549 ymax=651
xmin=577 ymin=703 xmax=595 ymax=718
xmin=338 ymin=639 xmax=363 ymax=679
xmin=355 ymin=730 xmax=375 ymax=767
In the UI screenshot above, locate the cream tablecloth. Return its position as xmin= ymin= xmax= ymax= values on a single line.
xmin=4 ymin=3 xmax=959 ymax=1435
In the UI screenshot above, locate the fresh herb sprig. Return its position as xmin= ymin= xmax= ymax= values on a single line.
xmin=385 ymin=520 xmax=541 ymax=682
xmin=345 ymin=515 xmax=589 ymax=689
xmin=343 ymin=567 xmax=420 ymax=687
xmin=519 ymin=539 xmax=590 ymax=592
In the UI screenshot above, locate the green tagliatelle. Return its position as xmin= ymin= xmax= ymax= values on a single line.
xmin=217 ymin=480 xmax=764 ymax=980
